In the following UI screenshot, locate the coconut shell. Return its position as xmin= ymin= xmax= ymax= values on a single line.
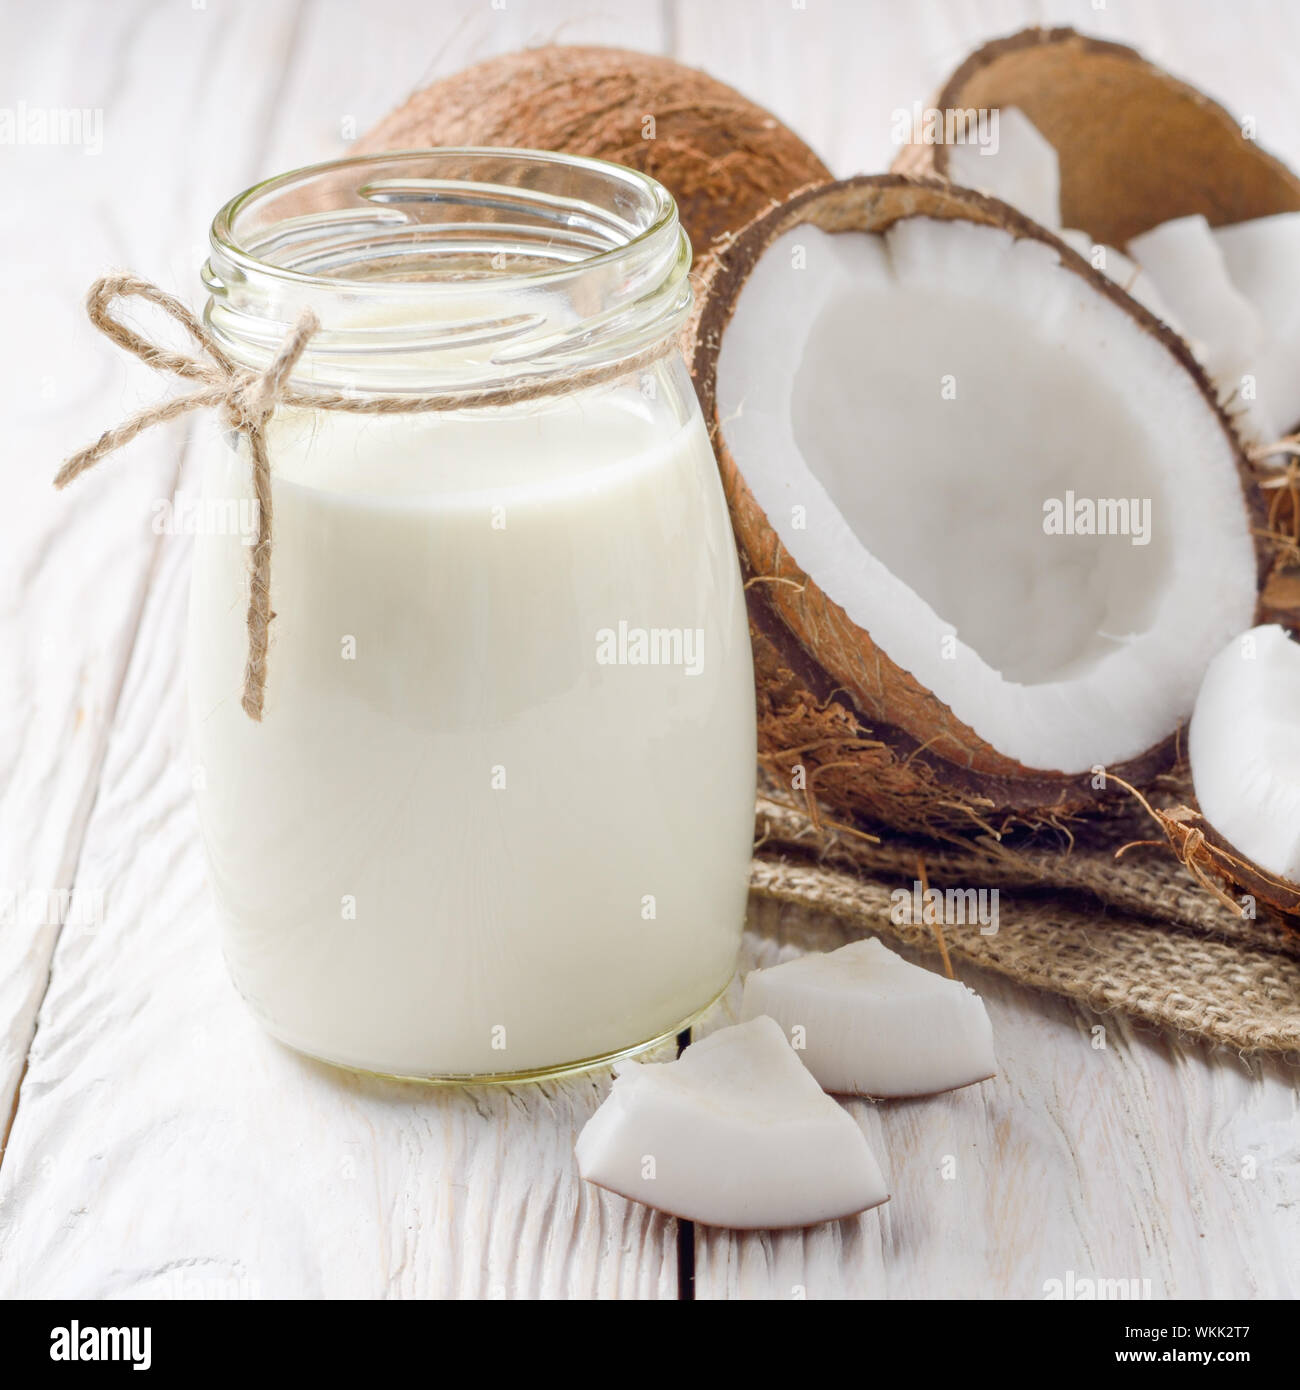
xmin=691 ymin=173 xmax=1265 ymax=838
xmin=355 ymin=46 xmax=832 ymax=260
xmin=893 ymin=26 xmax=1300 ymax=247
xmin=1134 ymin=802 xmax=1300 ymax=922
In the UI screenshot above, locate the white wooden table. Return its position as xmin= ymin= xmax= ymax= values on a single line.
xmin=2 ymin=0 xmax=1298 ymax=1300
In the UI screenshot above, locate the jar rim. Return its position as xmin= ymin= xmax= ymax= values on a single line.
xmin=210 ymin=146 xmax=680 ymax=293
xmin=202 ymin=148 xmax=692 ymax=394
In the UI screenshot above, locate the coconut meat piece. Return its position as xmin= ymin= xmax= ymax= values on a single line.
xmin=574 ymin=1016 xmax=889 ymax=1229
xmin=715 ymin=218 xmax=1256 ymax=772
xmin=1057 ymin=229 xmax=1185 ymax=335
xmin=947 ymin=106 xmax=1061 ymax=230
xmin=1127 ymin=214 xmax=1274 ymax=438
xmin=1188 ymin=624 xmax=1300 ymax=884
xmin=740 ymin=938 xmax=996 ymax=1097
xmin=1213 ymin=212 xmax=1300 ymax=433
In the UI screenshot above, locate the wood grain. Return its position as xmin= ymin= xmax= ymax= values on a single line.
xmin=0 ymin=0 xmax=308 ymax=1145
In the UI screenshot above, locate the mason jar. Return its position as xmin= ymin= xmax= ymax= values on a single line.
xmin=187 ymin=150 xmax=756 ymax=1080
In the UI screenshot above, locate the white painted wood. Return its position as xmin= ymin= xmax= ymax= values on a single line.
xmin=2 ymin=0 xmax=1297 ymax=1301
xmin=0 ymin=0 xmax=311 ymax=1138
xmin=261 ymin=0 xmax=668 ymax=171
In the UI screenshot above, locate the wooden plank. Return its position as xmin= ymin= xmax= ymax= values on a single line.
xmin=692 ymin=899 xmax=1300 ymax=1299
xmin=261 ymin=0 xmax=669 ymax=171
xmin=0 ymin=0 xmax=310 ymax=1146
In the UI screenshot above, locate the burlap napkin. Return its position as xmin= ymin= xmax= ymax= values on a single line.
xmin=750 ymin=788 xmax=1300 ymax=1054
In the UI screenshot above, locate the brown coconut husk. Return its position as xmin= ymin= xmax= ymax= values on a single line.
xmin=691 ymin=173 xmax=1267 ymax=840
xmin=1114 ymin=778 xmax=1300 ymax=922
xmin=355 ymin=46 xmax=832 ymax=260
xmin=893 ymin=25 xmax=1300 ymax=247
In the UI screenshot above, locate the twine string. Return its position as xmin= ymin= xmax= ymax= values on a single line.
xmin=55 ymin=273 xmax=673 ymax=721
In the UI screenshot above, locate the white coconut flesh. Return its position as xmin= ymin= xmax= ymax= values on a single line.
xmin=949 ymin=105 xmax=1299 ymax=437
xmin=740 ymin=938 xmax=996 ymax=1098
xmin=1213 ymin=212 xmax=1300 ymax=434
xmin=715 ymin=217 xmax=1257 ymax=772
xmin=1056 ymin=229 xmax=1184 ymax=333
xmin=947 ymin=106 xmax=1061 ymax=230
xmin=1127 ymin=214 xmax=1273 ymax=438
xmin=1188 ymin=624 xmax=1300 ymax=884
xmin=574 ymin=1016 xmax=889 ymax=1229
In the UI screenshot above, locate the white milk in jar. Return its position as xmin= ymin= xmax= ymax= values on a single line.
xmin=188 ymin=151 xmax=756 ymax=1079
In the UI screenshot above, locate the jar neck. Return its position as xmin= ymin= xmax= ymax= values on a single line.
xmin=201 ymin=149 xmax=692 ymax=396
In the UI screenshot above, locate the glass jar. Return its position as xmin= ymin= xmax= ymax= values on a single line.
xmin=188 ymin=150 xmax=756 ymax=1080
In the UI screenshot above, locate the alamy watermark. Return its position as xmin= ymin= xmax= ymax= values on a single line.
xmin=891 ymin=879 xmax=999 ymax=935
xmin=890 ymin=103 xmax=999 ymax=154
xmin=0 ymin=102 xmax=102 ymax=155
xmin=595 ymin=621 xmax=705 ymax=676
xmin=49 ymin=1322 xmax=150 ymax=1369
xmin=152 ymin=493 xmax=259 ymax=544
xmin=1043 ymin=1270 xmax=1153 ymax=1300
xmin=1043 ymin=492 xmax=1152 ymax=546
xmin=1 ymin=883 xmax=104 ymax=931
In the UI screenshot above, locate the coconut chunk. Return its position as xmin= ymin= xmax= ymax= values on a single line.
xmin=574 ymin=1016 xmax=889 ymax=1229
xmin=1128 ymin=215 xmax=1272 ymax=434
xmin=947 ymin=106 xmax=1060 ymax=229
xmin=1214 ymin=213 xmax=1300 ymax=433
xmin=1188 ymin=625 xmax=1300 ymax=884
xmin=1058 ymin=229 xmax=1185 ymax=333
xmin=740 ymin=939 xmax=996 ymax=1098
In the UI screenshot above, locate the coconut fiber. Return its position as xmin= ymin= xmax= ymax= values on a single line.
xmin=750 ymin=779 xmax=1300 ymax=1055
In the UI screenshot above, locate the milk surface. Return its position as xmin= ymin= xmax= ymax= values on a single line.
xmin=187 ymin=382 xmax=756 ymax=1076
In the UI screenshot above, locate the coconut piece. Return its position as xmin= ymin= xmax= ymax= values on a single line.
xmin=1128 ymin=215 xmax=1271 ymax=435
xmin=946 ymin=106 xmax=1060 ymax=229
xmin=1130 ymin=623 xmax=1300 ymax=921
xmin=693 ymin=175 xmax=1261 ymax=833
xmin=740 ymin=939 xmax=996 ymax=1098
xmin=355 ymin=46 xmax=831 ymax=259
xmin=1188 ymin=625 xmax=1300 ymax=889
xmin=1058 ymin=230 xmax=1184 ymax=333
xmin=575 ymin=1016 xmax=889 ymax=1229
xmin=895 ymin=27 xmax=1300 ymax=250
xmin=1214 ymin=214 xmax=1300 ymax=433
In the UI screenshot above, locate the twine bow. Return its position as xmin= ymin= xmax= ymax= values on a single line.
xmin=55 ymin=275 xmax=318 ymax=721
xmin=56 ymin=273 xmax=674 ymax=721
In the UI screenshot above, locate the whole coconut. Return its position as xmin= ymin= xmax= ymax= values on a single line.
xmin=356 ymin=45 xmax=832 ymax=258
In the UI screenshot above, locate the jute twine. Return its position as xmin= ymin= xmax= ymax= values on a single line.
xmin=752 ymin=784 xmax=1300 ymax=1054
xmin=56 ymin=274 xmax=673 ymax=720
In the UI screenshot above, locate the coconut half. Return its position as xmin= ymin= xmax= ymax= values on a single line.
xmin=575 ymin=1016 xmax=889 ymax=1229
xmin=898 ymin=26 xmax=1300 ymax=630
xmin=895 ymin=26 xmax=1300 ymax=249
xmin=693 ymin=175 xmax=1260 ymax=833
xmin=740 ymin=939 xmax=996 ymax=1098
